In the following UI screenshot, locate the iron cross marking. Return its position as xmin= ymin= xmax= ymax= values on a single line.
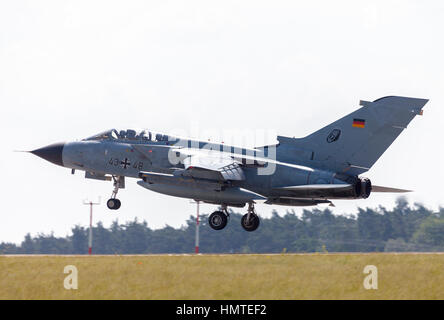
xmin=121 ymin=158 xmax=131 ymax=169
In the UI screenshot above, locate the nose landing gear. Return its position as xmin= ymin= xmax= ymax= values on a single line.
xmin=107 ymin=176 xmax=124 ymax=210
xmin=107 ymin=198 xmax=121 ymax=210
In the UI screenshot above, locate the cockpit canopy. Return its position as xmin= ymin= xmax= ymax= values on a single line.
xmin=84 ymin=129 xmax=174 ymax=142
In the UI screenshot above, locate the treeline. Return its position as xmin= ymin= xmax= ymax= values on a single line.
xmin=2 ymin=198 xmax=444 ymax=254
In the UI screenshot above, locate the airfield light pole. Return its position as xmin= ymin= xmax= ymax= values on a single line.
xmin=195 ymin=201 xmax=200 ymax=254
xmin=83 ymin=198 xmax=101 ymax=255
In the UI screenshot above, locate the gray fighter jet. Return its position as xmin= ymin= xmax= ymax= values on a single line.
xmin=29 ymin=96 xmax=428 ymax=232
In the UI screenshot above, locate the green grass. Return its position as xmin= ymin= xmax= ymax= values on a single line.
xmin=1 ymin=253 xmax=444 ymax=299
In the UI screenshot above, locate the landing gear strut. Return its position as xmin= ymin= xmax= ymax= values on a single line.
xmin=107 ymin=176 xmax=124 ymax=210
xmin=241 ymin=202 xmax=260 ymax=232
xmin=208 ymin=204 xmax=229 ymax=230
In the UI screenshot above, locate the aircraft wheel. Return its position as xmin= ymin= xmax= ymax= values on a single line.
xmin=208 ymin=211 xmax=228 ymax=230
xmin=241 ymin=213 xmax=260 ymax=232
xmin=107 ymin=198 xmax=121 ymax=210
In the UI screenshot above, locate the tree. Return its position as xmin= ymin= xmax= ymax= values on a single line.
xmin=412 ymin=216 xmax=444 ymax=250
xmin=1 ymin=200 xmax=442 ymax=254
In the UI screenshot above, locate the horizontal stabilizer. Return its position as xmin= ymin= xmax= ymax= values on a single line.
xmin=275 ymin=184 xmax=352 ymax=191
xmin=272 ymin=184 xmax=356 ymax=199
xmin=265 ymin=197 xmax=332 ymax=206
xmin=371 ymin=185 xmax=412 ymax=193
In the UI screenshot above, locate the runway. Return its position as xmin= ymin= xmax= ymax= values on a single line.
xmin=3 ymin=252 xmax=444 ymax=257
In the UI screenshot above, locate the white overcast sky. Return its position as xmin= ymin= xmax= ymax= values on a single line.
xmin=1 ymin=1 xmax=443 ymax=243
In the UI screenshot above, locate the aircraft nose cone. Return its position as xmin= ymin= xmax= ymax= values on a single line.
xmin=31 ymin=142 xmax=65 ymax=166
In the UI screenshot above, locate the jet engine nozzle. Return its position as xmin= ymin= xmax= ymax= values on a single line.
xmin=354 ymin=177 xmax=371 ymax=199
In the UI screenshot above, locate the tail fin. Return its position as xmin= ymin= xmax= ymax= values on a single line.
xmin=278 ymin=96 xmax=428 ymax=175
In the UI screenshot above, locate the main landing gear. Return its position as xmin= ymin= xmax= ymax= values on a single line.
xmin=208 ymin=205 xmax=229 ymax=230
xmin=107 ymin=176 xmax=124 ymax=210
xmin=208 ymin=202 xmax=260 ymax=232
xmin=241 ymin=202 xmax=260 ymax=232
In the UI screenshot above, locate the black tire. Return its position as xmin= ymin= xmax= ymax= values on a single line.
xmin=107 ymin=198 xmax=120 ymax=210
xmin=241 ymin=213 xmax=260 ymax=232
xmin=208 ymin=211 xmax=228 ymax=230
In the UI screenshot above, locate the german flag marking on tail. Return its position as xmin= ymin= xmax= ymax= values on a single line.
xmin=352 ymin=118 xmax=366 ymax=128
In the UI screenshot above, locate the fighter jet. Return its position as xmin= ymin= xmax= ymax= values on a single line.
xmin=29 ymin=96 xmax=428 ymax=232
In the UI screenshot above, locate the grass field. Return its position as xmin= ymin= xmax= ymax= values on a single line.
xmin=1 ymin=253 xmax=444 ymax=299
